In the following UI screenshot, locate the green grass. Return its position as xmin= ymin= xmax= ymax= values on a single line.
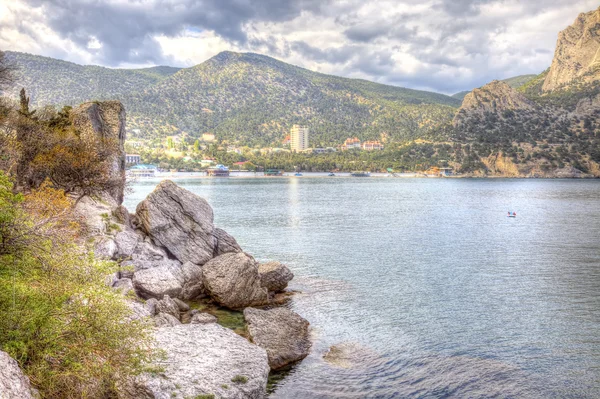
xmin=231 ymin=375 xmax=248 ymax=384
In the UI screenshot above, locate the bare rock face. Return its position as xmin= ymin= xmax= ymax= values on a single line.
xmin=71 ymin=100 xmax=126 ymax=204
xmin=244 ymin=307 xmax=311 ymax=370
xmin=155 ymin=295 xmax=180 ymax=320
xmin=136 ymin=180 xmax=216 ymax=265
xmin=190 ymin=312 xmax=218 ymax=324
xmin=259 ymin=261 xmax=294 ymax=293
xmin=543 ymin=7 xmax=600 ymax=91
xmin=453 ymin=81 xmax=535 ymax=127
xmin=0 ymin=350 xmax=35 ymax=399
xmin=118 ymin=324 xmax=269 ymax=399
xmin=154 ymin=313 xmax=181 ymax=327
xmin=132 ymin=264 xmax=184 ymax=300
xmin=213 ymin=227 xmax=243 ymax=256
xmin=202 ymin=252 xmax=269 ymax=309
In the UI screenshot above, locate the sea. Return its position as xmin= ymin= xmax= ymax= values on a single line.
xmin=124 ymin=176 xmax=600 ymax=399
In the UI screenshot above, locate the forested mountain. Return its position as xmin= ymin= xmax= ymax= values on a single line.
xmin=451 ymin=75 xmax=537 ymax=102
xmin=6 ymin=50 xmax=460 ymax=146
xmin=4 ymin=51 xmax=180 ymax=106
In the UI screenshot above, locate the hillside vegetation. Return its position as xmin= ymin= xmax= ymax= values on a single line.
xmin=7 ymin=50 xmax=460 ymax=146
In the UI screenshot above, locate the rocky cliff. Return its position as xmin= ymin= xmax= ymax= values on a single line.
xmin=543 ymin=7 xmax=600 ymax=92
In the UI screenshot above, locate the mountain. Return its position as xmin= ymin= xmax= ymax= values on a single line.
xmin=451 ymin=75 xmax=537 ymax=101
xmin=5 ymin=51 xmax=460 ymax=146
xmin=448 ymin=7 xmax=600 ymax=177
xmin=4 ymin=51 xmax=180 ymax=107
xmin=543 ymin=7 xmax=600 ymax=91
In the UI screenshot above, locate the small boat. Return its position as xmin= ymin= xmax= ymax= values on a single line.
xmin=328 ymin=172 xmax=335 ymax=176
xmin=351 ymin=171 xmax=370 ymax=177
xmin=507 ymin=212 xmax=517 ymax=218
xmin=294 ymin=172 xmax=303 ymax=176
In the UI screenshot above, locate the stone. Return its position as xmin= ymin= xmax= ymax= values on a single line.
xmin=125 ymin=300 xmax=152 ymax=322
xmin=113 ymin=278 xmax=134 ymax=296
xmin=132 ymin=263 xmax=184 ymax=300
xmin=114 ymin=229 xmax=142 ymax=259
xmin=322 ymin=342 xmax=379 ymax=369
xmin=136 ymin=180 xmax=216 ymax=265
xmin=172 ymin=297 xmax=190 ymax=312
xmin=0 ymin=350 xmax=35 ymax=399
xmin=95 ymin=238 xmax=117 ymax=260
xmin=213 ymin=227 xmax=243 ymax=256
xmin=180 ymin=261 xmax=205 ymax=300
xmin=118 ymin=324 xmax=269 ymax=399
xmin=129 ymin=240 xmax=181 ymax=271
xmin=155 ymin=295 xmax=180 ymax=320
xmin=190 ymin=312 xmax=218 ymax=324
xmin=258 ymin=261 xmax=294 ymax=293
xmin=144 ymin=298 xmax=159 ymax=316
xmin=154 ymin=313 xmax=181 ymax=328
xmin=113 ymin=205 xmax=132 ymax=227
xmin=73 ymin=190 xmax=118 ymax=235
xmin=244 ymin=307 xmax=311 ymax=370
xmin=202 ymin=252 xmax=269 ymax=309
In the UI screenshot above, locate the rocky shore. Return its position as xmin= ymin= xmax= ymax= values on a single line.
xmin=0 ymin=100 xmax=311 ymax=399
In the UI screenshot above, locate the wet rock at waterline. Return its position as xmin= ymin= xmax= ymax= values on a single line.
xmin=213 ymin=227 xmax=243 ymax=256
xmin=244 ymin=307 xmax=311 ymax=370
xmin=259 ymin=261 xmax=294 ymax=293
xmin=118 ymin=323 xmax=269 ymax=399
xmin=202 ymin=252 xmax=269 ymax=309
xmin=136 ymin=180 xmax=216 ymax=265
xmin=190 ymin=312 xmax=218 ymax=324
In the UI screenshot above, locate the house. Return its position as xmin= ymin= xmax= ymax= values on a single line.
xmin=125 ymin=154 xmax=141 ymax=164
xmin=362 ymin=141 xmax=384 ymax=151
xmin=341 ymin=138 xmax=361 ymax=151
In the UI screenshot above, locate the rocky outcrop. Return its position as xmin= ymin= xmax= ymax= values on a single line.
xmin=0 ymin=351 xmax=35 ymax=399
xmin=244 ymin=307 xmax=311 ymax=370
xmin=155 ymin=295 xmax=180 ymax=320
xmin=543 ymin=7 xmax=600 ymax=91
xmin=259 ymin=261 xmax=294 ymax=293
xmin=132 ymin=264 xmax=185 ymax=299
xmin=202 ymin=252 xmax=269 ymax=309
xmin=71 ymin=101 xmax=126 ymax=204
xmin=190 ymin=312 xmax=218 ymax=324
xmin=453 ymin=81 xmax=535 ymax=127
xmin=136 ymin=180 xmax=216 ymax=265
xmin=213 ymin=227 xmax=243 ymax=256
xmin=119 ymin=324 xmax=269 ymax=399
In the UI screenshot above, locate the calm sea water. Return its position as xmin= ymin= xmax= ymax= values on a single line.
xmin=124 ymin=177 xmax=600 ymax=399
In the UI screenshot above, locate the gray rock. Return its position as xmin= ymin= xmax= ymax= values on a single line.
xmin=172 ymin=297 xmax=190 ymax=312
xmin=154 ymin=313 xmax=181 ymax=328
xmin=113 ymin=205 xmax=132 ymax=227
xmin=213 ymin=227 xmax=243 ymax=256
xmin=113 ymin=278 xmax=134 ymax=296
xmin=126 ymin=300 xmax=152 ymax=322
xmin=156 ymin=295 xmax=180 ymax=320
xmin=136 ymin=180 xmax=216 ymax=265
xmin=144 ymin=298 xmax=159 ymax=316
xmin=202 ymin=252 xmax=269 ymax=309
xmin=118 ymin=324 xmax=269 ymax=399
xmin=258 ymin=261 xmax=294 ymax=293
xmin=132 ymin=264 xmax=184 ymax=300
xmin=114 ymin=229 xmax=142 ymax=259
xmin=180 ymin=261 xmax=205 ymax=300
xmin=0 ymin=350 xmax=35 ymax=399
xmin=190 ymin=313 xmax=218 ymax=324
xmin=95 ymin=238 xmax=117 ymax=260
xmin=129 ymin=240 xmax=181 ymax=271
xmin=73 ymin=195 xmax=117 ymax=235
xmin=244 ymin=307 xmax=311 ymax=370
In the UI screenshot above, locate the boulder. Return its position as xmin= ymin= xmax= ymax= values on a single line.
xmin=180 ymin=261 xmax=205 ymax=300
xmin=258 ymin=261 xmax=294 ymax=293
xmin=95 ymin=238 xmax=117 ymax=260
xmin=244 ymin=307 xmax=311 ymax=370
xmin=213 ymin=227 xmax=243 ymax=256
xmin=132 ymin=264 xmax=184 ymax=300
xmin=128 ymin=240 xmax=181 ymax=272
xmin=0 ymin=351 xmax=35 ymax=399
xmin=144 ymin=298 xmax=159 ymax=316
xmin=172 ymin=297 xmax=190 ymax=312
xmin=114 ymin=229 xmax=142 ymax=259
xmin=190 ymin=312 xmax=218 ymax=324
xmin=136 ymin=180 xmax=216 ymax=265
xmin=155 ymin=295 xmax=180 ymax=320
xmin=154 ymin=313 xmax=181 ymax=328
xmin=202 ymin=252 xmax=269 ymax=309
xmin=118 ymin=324 xmax=269 ymax=399
xmin=125 ymin=300 xmax=153 ymax=322
xmin=113 ymin=278 xmax=134 ymax=296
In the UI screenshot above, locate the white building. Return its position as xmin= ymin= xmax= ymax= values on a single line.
xmin=290 ymin=125 xmax=309 ymax=152
xmin=125 ymin=154 xmax=141 ymax=164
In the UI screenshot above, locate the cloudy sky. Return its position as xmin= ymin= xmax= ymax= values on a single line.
xmin=0 ymin=0 xmax=597 ymax=94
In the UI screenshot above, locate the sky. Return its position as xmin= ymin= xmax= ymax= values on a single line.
xmin=0 ymin=0 xmax=597 ymax=94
